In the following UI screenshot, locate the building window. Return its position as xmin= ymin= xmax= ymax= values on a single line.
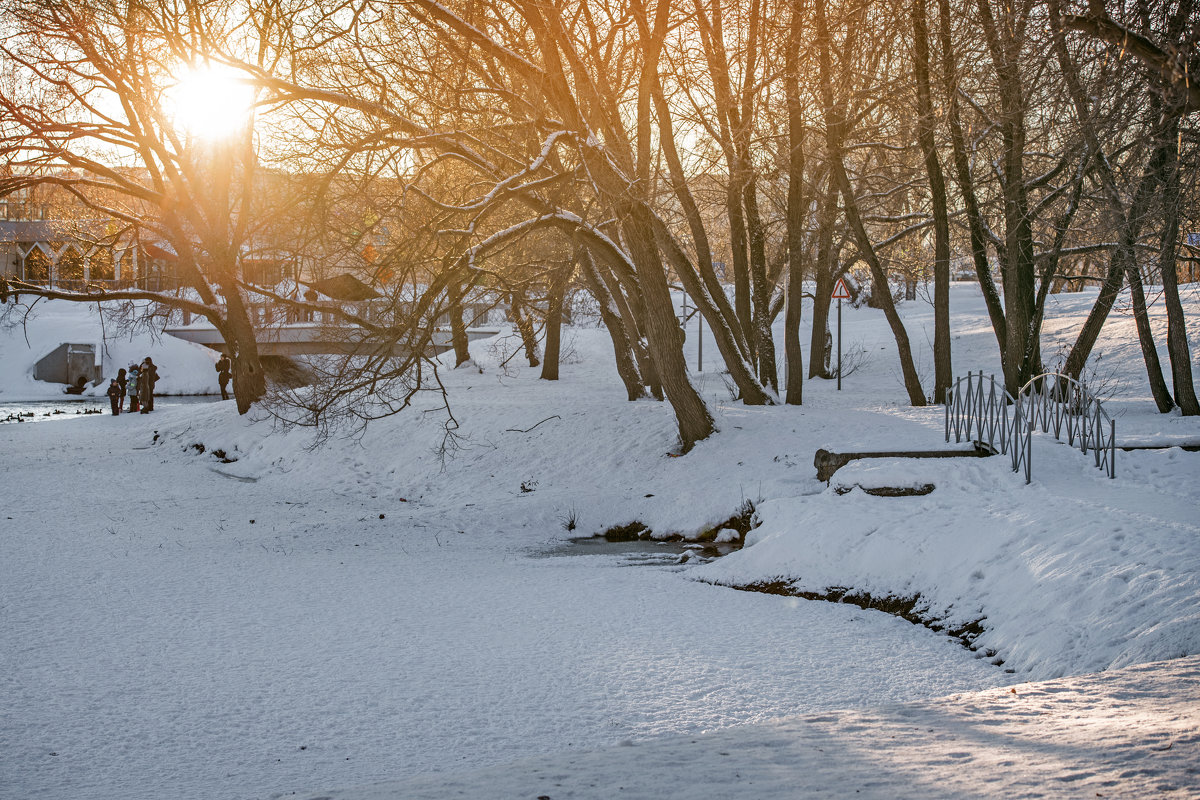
xmin=89 ymin=249 xmax=115 ymax=281
xmin=118 ymin=250 xmax=135 ymax=282
xmin=59 ymin=247 xmax=85 ymax=282
xmin=24 ymin=248 xmax=50 ymax=283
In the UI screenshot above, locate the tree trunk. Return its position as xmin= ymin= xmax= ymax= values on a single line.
xmin=450 ymin=290 xmax=470 ymax=367
xmin=598 ymin=255 xmax=662 ymax=399
xmin=624 ymin=207 xmax=715 ymax=451
xmin=783 ymin=0 xmax=806 ymax=405
xmin=541 ymin=264 xmax=570 ymax=380
xmin=815 ymin=0 xmax=926 ymax=406
xmin=1061 ymin=155 xmax=1163 ymax=381
xmin=528 ymin=0 xmax=711 ymax=448
xmin=1049 ymin=2 xmax=1172 ymax=404
xmin=728 ymin=176 xmax=754 ymax=354
xmin=808 ymin=271 xmax=833 ymax=378
xmin=581 ymin=252 xmax=645 ymax=400
xmin=743 ymin=172 xmax=778 ymax=391
xmin=937 ymin=0 xmax=1005 ymax=358
xmin=1124 ymin=260 xmax=1174 ymax=412
xmin=833 ymin=158 xmax=927 ymax=406
xmin=977 ymin=0 xmax=1037 ymax=395
xmin=912 ymin=0 xmax=952 ymax=403
xmin=784 ymin=257 xmax=805 ymax=404
xmin=642 ymin=57 xmax=768 ymax=403
xmin=808 ymin=181 xmax=838 ymax=379
xmin=221 ymin=286 xmax=266 ymax=414
xmin=509 ymin=290 xmax=540 ymax=368
xmin=645 ymin=64 xmax=752 ymax=365
xmin=1155 ymin=115 xmax=1200 ymax=414
xmin=693 ymin=0 xmax=755 ymax=354
xmin=653 ymin=223 xmax=773 ymax=404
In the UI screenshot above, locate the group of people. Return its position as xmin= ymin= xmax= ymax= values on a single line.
xmin=103 ymin=351 xmax=235 ymax=415
xmin=105 ymin=357 xmax=160 ymax=416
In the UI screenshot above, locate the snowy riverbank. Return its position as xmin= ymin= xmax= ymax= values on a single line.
xmin=3 ymin=282 xmax=1199 ymax=799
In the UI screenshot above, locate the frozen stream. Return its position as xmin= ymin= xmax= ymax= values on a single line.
xmin=1 ymin=409 xmax=1015 ymax=800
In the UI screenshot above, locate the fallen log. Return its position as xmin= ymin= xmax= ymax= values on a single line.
xmin=814 ymin=441 xmax=997 ymax=482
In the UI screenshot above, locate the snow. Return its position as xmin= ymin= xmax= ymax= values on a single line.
xmin=2 ymin=281 xmax=1199 ymax=800
xmin=290 ymin=656 xmax=1200 ymax=800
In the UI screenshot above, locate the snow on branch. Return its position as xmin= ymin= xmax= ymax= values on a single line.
xmin=414 ymin=131 xmax=574 ymax=215
xmin=0 ymin=279 xmax=218 ymax=320
xmin=1061 ymin=13 xmax=1200 ymax=113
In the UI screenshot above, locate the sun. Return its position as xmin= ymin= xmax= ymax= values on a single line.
xmin=166 ymin=64 xmax=256 ymax=141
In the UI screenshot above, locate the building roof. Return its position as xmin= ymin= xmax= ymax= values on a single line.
xmin=0 ymin=219 xmax=69 ymax=243
xmin=303 ymin=273 xmax=382 ymax=301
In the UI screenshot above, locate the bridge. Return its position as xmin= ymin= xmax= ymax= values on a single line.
xmin=945 ymin=371 xmax=1117 ymax=482
xmin=165 ymin=322 xmax=499 ymax=357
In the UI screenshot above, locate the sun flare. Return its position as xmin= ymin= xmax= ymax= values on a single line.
xmin=167 ymin=64 xmax=255 ymax=141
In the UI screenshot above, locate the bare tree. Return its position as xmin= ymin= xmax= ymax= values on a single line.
xmin=0 ymin=1 xmax=268 ymax=411
xmin=815 ymin=0 xmax=928 ymax=406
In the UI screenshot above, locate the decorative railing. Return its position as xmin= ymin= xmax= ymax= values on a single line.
xmin=945 ymin=371 xmax=1031 ymax=482
xmin=1017 ymin=372 xmax=1116 ymax=480
xmin=945 ymin=371 xmax=1116 ymax=483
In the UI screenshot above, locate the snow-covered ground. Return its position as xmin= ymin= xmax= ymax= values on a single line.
xmin=2 ymin=282 xmax=1198 ymax=799
xmin=291 ymin=655 xmax=1200 ymax=800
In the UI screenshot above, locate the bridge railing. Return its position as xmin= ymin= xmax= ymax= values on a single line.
xmin=945 ymin=371 xmax=1115 ymax=483
xmin=945 ymin=371 xmax=1030 ymax=471
xmin=1017 ymin=373 xmax=1115 ymax=479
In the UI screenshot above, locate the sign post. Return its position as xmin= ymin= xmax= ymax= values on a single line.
xmin=831 ymin=278 xmax=852 ymax=390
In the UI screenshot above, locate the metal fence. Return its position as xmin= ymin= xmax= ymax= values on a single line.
xmin=945 ymin=371 xmax=1115 ymax=483
xmin=945 ymin=371 xmax=1032 ymax=482
xmin=1017 ymin=372 xmax=1116 ymax=480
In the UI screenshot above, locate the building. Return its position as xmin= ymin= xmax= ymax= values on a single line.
xmin=0 ymin=185 xmax=177 ymax=290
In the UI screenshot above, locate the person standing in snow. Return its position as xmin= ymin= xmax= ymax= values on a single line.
xmin=106 ymin=378 xmax=122 ymax=415
xmin=138 ymin=359 xmax=154 ymax=413
xmin=116 ymin=367 xmax=128 ymax=405
xmin=140 ymin=357 xmax=159 ymax=412
xmin=215 ymin=353 xmax=232 ymax=401
xmin=126 ymin=364 xmax=140 ymax=413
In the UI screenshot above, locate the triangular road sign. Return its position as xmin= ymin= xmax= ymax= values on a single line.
xmin=831 ymin=278 xmax=852 ymax=300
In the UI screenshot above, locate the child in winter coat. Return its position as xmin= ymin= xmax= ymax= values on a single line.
xmin=106 ymin=379 xmax=122 ymax=415
xmin=127 ymin=365 xmax=140 ymax=413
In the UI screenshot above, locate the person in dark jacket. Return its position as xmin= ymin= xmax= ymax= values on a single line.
xmin=127 ymin=364 xmax=140 ymax=413
xmin=106 ymin=378 xmax=122 ymax=415
xmin=215 ymin=353 xmax=232 ymax=400
xmin=116 ymin=367 xmax=128 ymax=403
xmin=138 ymin=359 xmax=154 ymax=413
xmin=140 ymin=357 xmax=159 ymax=412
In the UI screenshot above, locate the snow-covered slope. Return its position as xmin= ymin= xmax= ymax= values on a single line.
xmin=2 ymin=281 xmax=1199 ymax=800
xmin=139 ymin=281 xmax=1200 ymax=680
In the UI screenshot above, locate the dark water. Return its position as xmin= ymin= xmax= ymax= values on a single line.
xmin=0 ymin=395 xmax=220 ymax=424
xmin=538 ymin=536 xmax=741 ymax=567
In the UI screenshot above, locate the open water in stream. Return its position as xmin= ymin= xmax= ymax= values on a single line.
xmin=0 ymin=394 xmax=219 ymax=423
